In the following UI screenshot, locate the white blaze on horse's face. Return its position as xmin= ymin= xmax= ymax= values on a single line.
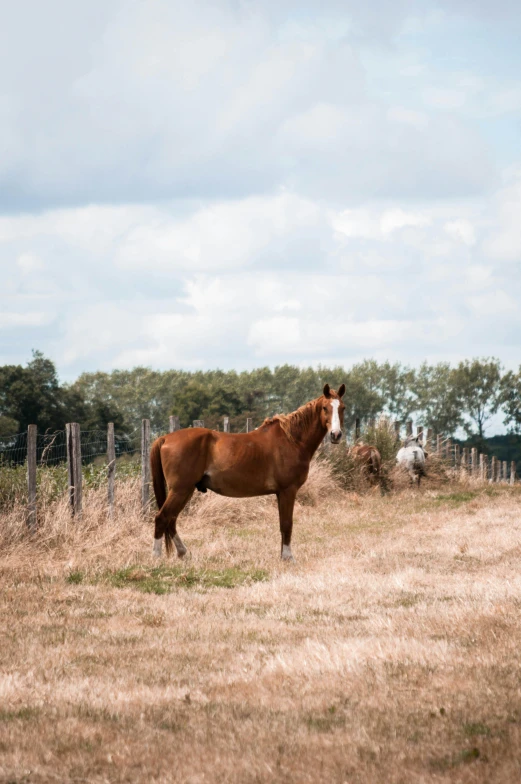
xmin=329 ymin=400 xmax=343 ymax=443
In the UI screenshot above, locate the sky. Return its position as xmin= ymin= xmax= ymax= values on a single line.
xmin=1 ymin=0 xmax=521 ymax=384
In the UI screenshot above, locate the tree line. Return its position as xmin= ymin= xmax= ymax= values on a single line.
xmin=1 ymin=352 xmax=520 ymax=440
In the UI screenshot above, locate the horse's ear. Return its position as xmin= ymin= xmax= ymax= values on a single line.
xmin=323 ymin=383 xmax=331 ymax=398
xmin=337 ymin=383 xmax=346 ymax=399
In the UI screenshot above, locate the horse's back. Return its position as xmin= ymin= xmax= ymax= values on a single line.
xmin=352 ymin=444 xmax=381 ymax=473
xmin=397 ymin=445 xmax=426 ymax=471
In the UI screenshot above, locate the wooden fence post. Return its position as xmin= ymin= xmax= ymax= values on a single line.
xmin=511 ymin=461 xmax=516 ymax=485
xmin=446 ymin=438 xmax=452 ymax=462
xmin=454 ymin=443 xmax=460 ymax=467
xmin=27 ymin=425 xmax=37 ymax=530
xmin=426 ymin=428 xmax=433 ymax=451
xmin=479 ymin=453 xmax=485 ymax=482
xmin=406 ymin=420 xmax=413 ymax=437
xmin=502 ymin=461 xmax=508 ymax=483
xmin=394 ymin=421 xmax=401 ymax=441
xmin=66 ymin=423 xmax=73 ymax=513
xmin=223 ymin=416 xmax=230 ymax=433
xmin=436 ymin=434 xmax=442 ymax=454
xmin=193 ymin=420 xmax=204 ymax=428
xmin=107 ymin=422 xmax=116 ymax=518
xmin=490 ymin=455 xmax=497 ymax=483
xmin=461 ymin=448 xmax=468 ymax=473
xmin=66 ymin=423 xmax=82 ymax=519
xmin=496 ymin=458 xmax=502 ymax=483
xmin=417 ymin=426 xmax=423 ymax=441
xmin=471 ymin=448 xmax=478 ymax=477
xmin=169 ymin=415 xmax=180 ymax=433
xmin=141 ymin=419 xmax=151 ymax=515
xmin=246 ymin=417 xmax=253 ymax=433
xmin=355 ymin=418 xmax=361 ymax=441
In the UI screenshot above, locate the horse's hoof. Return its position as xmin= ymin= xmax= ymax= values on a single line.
xmin=281 ymin=544 xmax=295 ymax=562
xmin=177 ymin=547 xmax=187 ymax=559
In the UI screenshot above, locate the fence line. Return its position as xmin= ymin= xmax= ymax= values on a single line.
xmin=0 ymin=414 xmax=517 ymax=529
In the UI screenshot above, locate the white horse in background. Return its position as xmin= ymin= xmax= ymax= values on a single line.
xmin=396 ymin=435 xmax=427 ymax=486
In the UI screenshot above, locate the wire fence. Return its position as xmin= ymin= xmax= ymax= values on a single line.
xmin=0 ymin=416 xmax=517 ymax=527
xmin=0 ymin=428 xmax=141 ymax=468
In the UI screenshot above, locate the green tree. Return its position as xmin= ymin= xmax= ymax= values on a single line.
xmin=0 ymin=351 xmax=69 ymax=432
xmin=501 ymin=368 xmax=521 ymax=433
xmin=0 ymin=415 xmax=19 ymax=436
xmin=173 ymin=381 xmax=247 ymax=429
xmin=353 ymin=360 xmax=416 ymax=423
xmin=342 ymin=373 xmax=383 ymax=428
xmin=415 ymin=363 xmax=463 ymax=436
xmin=454 ymin=358 xmax=502 ymax=438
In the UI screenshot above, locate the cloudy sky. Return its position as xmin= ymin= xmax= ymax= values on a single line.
xmin=1 ymin=0 xmax=521 ymax=379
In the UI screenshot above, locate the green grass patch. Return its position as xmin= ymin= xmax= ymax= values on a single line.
xmin=94 ymin=564 xmax=269 ymax=594
xmin=66 ymin=570 xmax=84 ymax=584
xmin=395 ymin=592 xmax=422 ymax=608
xmin=464 ymin=722 xmax=491 ymax=737
xmin=0 ymin=706 xmax=41 ymax=722
xmin=305 ymin=705 xmax=346 ymax=733
xmin=433 ymin=491 xmax=477 ymax=506
xmin=429 ymin=746 xmax=481 ymax=771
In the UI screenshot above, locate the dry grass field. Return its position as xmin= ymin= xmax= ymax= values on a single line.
xmin=1 ymin=462 xmax=521 ymax=783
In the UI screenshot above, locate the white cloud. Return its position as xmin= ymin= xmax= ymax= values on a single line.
xmin=114 ymin=193 xmax=324 ymax=272
xmin=248 ymin=317 xmax=301 ymax=355
xmin=0 ymin=0 xmax=500 ymax=210
xmin=483 ymin=176 xmax=521 ymax=261
xmin=380 ymin=208 xmax=431 ymax=235
xmin=0 ymin=312 xmax=52 ymax=329
xmin=423 ymin=87 xmax=468 ymax=109
xmin=444 ymin=219 xmax=476 ymax=246
xmin=16 ymin=253 xmax=45 ymax=273
xmin=466 ymin=289 xmax=516 ymax=316
xmin=387 ymin=106 xmax=429 ymax=129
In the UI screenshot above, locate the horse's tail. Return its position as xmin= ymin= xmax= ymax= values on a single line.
xmin=370 ymin=448 xmax=381 ymax=477
xmin=150 ymin=436 xmax=167 ymax=510
xmin=150 ymin=436 xmax=173 ymax=554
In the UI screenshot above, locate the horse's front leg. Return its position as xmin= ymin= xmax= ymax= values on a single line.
xmin=277 ymin=486 xmax=298 ymax=562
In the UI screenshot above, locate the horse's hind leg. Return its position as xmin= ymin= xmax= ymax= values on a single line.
xmin=153 ymin=488 xmax=194 ymax=558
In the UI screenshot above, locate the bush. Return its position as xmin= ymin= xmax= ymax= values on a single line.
xmin=319 ymin=417 xmax=400 ymax=493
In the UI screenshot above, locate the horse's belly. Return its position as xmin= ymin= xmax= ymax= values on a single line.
xmin=205 ymin=467 xmax=276 ymax=498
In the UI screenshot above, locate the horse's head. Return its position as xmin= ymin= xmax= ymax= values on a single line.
xmin=321 ymin=383 xmax=346 ymax=444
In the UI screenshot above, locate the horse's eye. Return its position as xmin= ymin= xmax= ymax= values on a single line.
xmin=323 ymin=406 xmax=327 ymax=412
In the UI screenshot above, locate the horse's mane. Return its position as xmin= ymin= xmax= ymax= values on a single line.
xmin=262 ymin=398 xmax=321 ymax=443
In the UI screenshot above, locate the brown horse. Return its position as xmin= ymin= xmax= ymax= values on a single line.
xmin=349 ymin=443 xmax=382 ymax=487
xmin=150 ymin=383 xmax=346 ymax=562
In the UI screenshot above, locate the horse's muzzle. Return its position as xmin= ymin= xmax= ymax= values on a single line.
xmin=330 ymin=431 xmax=342 ymax=444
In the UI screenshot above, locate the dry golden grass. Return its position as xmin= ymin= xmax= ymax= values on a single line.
xmin=2 ymin=460 xmax=521 ymax=783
